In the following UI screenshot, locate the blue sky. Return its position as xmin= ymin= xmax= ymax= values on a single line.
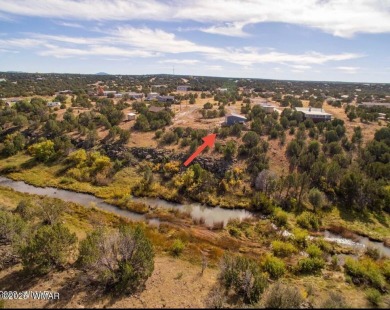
xmin=0 ymin=0 xmax=389 ymax=83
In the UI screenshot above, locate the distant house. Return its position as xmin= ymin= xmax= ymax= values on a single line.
xmin=378 ymin=113 xmax=387 ymax=121
xmin=358 ymin=102 xmax=390 ymax=108
xmin=149 ymin=106 xmax=168 ymax=113
xmin=47 ymin=101 xmax=61 ymax=107
xmin=128 ymin=92 xmax=144 ymax=100
xmin=295 ymin=107 xmax=332 ymax=122
xmin=250 ymin=97 xmax=267 ymax=104
xmin=157 ymin=95 xmax=175 ymax=103
xmin=259 ymin=103 xmax=278 ymax=114
xmin=225 ymin=113 xmax=247 ymax=126
xmin=146 ymin=92 xmax=159 ymax=101
xmin=114 ymin=93 xmax=123 ymax=98
xmin=177 ymin=85 xmax=191 ymax=92
xmin=127 ymin=113 xmax=136 ymax=121
xmin=217 ymin=88 xmax=228 ymax=93
xmin=152 ymin=84 xmax=168 ymax=88
xmin=58 ymin=90 xmax=72 ymax=94
xmin=103 ymin=90 xmax=117 ymax=96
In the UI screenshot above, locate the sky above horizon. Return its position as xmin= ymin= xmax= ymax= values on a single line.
xmin=0 ymin=0 xmax=389 ymax=83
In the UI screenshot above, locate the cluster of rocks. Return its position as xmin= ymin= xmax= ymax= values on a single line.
xmin=102 ymin=144 xmax=232 ymax=177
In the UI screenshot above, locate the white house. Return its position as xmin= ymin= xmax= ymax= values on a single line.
xmin=146 ymin=92 xmax=159 ymax=101
xmin=177 ymin=85 xmax=191 ymax=92
xmin=127 ymin=113 xmax=136 ymax=121
xmin=217 ymin=88 xmax=228 ymax=93
xmin=47 ymin=101 xmax=61 ymax=107
xmin=259 ymin=103 xmax=278 ymax=114
xmin=295 ymin=107 xmax=332 ymax=122
xmin=128 ymin=92 xmax=144 ymax=100
xmin=103 ymin=90 xmax=117 ymax=96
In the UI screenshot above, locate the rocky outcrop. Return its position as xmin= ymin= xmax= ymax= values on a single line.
xmin=102 ymin=144 xmax=232 ymax=177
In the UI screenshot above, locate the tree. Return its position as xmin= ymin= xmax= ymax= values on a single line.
xmin=231 ymin=123 xmax=242 ymax=137
xmin=18 ymin=223 xmax=77 ymax=274
xmin=242 ymin=131 xmax=259 ymax=148
xmin=255 ymin=169 xmax=277 ymax=196
xmin=263 ymin=281 xmax=303 ymax=308
xmin=77 ymin=225 xmax=154 ymax=294
xmin=134 ymin=114 xmax=150 ymax=131
xmin=339 ymin=171 xmax=364 ymax=208
xmin=54 ymin=94 xmax=67 ymax=103
xmin=28 ymin=140 xmax=56 ymax=162
xmin=347 ymin=110 xmax=357 ymax=121
xmin=219 ymin=254 xmax=268 ymax=304
xmin=308 ymin=188 xmax=325 ymax=211
xmin=224 ymin=140 xmax=237 ymax=160
xmin=203 ymin=102 xmax=213 ymax=109
xmin=0 ymin=210 xmax=27 ymax=244
xmin=119 ymin=129 xmax=131 ymax=144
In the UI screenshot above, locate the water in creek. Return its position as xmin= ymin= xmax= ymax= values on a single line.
xmin=1 ymin=176 xmax=389 ymax=257
xmin=0 ymin=176 xmax=252 ymax=227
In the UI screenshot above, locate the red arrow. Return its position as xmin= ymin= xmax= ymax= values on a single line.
xmin=184 ymin=133 xmax=217 ymax=166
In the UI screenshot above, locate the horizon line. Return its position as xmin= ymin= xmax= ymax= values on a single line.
xmin=0 ymin=71 xmax=388 ymax=85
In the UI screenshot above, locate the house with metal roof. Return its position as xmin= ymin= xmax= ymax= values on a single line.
xmin=157 ymin=95 xmax=175 ymax=103
xmin=177 ymin=85 xmax=191 ymax=92
xmin=146 ymin=92 xmax=159 ymax=101
xmin=47 ymin=101 xmax=61 ymax=107
xmin=225 ymin=113 xmax=247 ymax=126
xmin=128 ymin=92 xmax=144 ymax=100
xmin=295 ymin=107 xmax=332 ymax=122
xmin=358 ymin=102 xmax=390 ymax=108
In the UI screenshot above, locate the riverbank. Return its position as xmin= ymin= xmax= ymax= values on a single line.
xmin=1 ymin=153 xmax=390 ymax=242
xmin=0 ymin=184 xmax=386 ymax=308
xmin=1 ymin=176 xmax=390 ymax=260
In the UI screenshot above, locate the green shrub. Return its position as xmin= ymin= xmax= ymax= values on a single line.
xmin=382 ymin=260 xmax=390 ymax=280
xmin=228 ymin=226 xmax=242 ymax=238
xmin=27 ymin=140 xmax=56 ymax=162
xmin=306 ymin=244 xmax=322 ymax=258
xmin=272 ymin=208 xmax=288 ymax=227
xmin=320 ymin=291 xmax=347 ymax=308
xmin=170 ymin=239 xmax=185 ymax=257
xmin=292 ymin=228 xmax=308 ymax=249
xmin=296 ymin=211 xmax=321 ymax=230
xmin=155 ymin=129 xmax=163 ymax=139
xmin=344 ymin=258 xmax=386 ymax=290
xmin=219 ymin=254 xmax=268 ymax=304
xmin=251 ymin=192 xmax=275 ymax=215
xmin=366 ymin=288 xmax=381 ymax=307
xmin=271 ymin=240 xmax=298 ymax=257
xmin=78 ymin=225 xmax=154 ymax=294
xmin=161 ymin=131 xmax=178 ymax=145
xmin=263 ymin=281 xmax=303 ymax=308
xmin=297 ymin=257 xmax=325 ymax=274
xmin=365 ymin=247 xmax=380 ymax=260
xmin=262 ymin=255 xmax=286 ymax=279
xmin=0 ymin=210 xmax=27 ymax=243
xmin=314 ymin=238 xmax=333 ymax=253
xmin=19 ymin=223 xmax=77 ymax=274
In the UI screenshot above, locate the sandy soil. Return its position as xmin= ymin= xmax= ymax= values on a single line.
xmin=0 ymin=256 xmax=218 ymax=309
